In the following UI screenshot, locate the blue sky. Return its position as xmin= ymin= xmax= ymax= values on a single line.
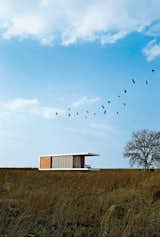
xmin=0 ymin=0 xmax=160 ymax=168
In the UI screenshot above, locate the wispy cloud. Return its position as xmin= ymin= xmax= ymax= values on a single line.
xmin=89 ymin=122 xmax=119 ymax=135
xmin=3 ymin=96 xmax=101 ymax=119
xmin=90 ymin=122 xmax=113 ymax=130
xmin=5 ymin=98 xmax=39 ymax=110
xmin=66 ymin=122 xmax=119 ymax=137
xmin=0 ymin=111 xmax=11 ymax=121
xmin=33 ymin=106 xmax=64 ymax=119
xmin=5 ymin=98 xmax=64 ymax=119
xmin=1 ymin=1 xmax=160 ymax=45
xmin=72 ymin=96 xmax=100 ymax=108
xmin=143 ymin=40 xmax=160 ymax=61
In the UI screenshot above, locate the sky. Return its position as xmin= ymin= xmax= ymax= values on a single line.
xmin=0 ymin=0 xmax=160 ymax=168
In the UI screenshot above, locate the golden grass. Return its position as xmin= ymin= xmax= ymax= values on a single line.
xmin=0 ymin=169 xmax=160 ymax=236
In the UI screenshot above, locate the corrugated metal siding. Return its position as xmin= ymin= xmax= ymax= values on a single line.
xmin=52 ymin=155 xmax=73 ymax=168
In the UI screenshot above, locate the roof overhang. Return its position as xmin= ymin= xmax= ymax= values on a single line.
xmin=40 ymin=152 xmax=99 ymax=157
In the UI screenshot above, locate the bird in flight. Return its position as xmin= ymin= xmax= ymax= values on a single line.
xmin=132 ymin=79 xmax=136 ymax=84
xmin=54 ymin=67 xmax=158 ymax=121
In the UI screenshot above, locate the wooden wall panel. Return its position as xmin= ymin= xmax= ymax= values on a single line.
xmin=40 ymin=157 xmax=52 ymax=169
xmin=73 ymin=156 xmax=85 ymax=168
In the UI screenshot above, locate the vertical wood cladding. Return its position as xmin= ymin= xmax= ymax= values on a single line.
xmin=81 ymin=156 xmax=85 ymax=168
xmin=73 ymin=156 xmax=85 ymax=168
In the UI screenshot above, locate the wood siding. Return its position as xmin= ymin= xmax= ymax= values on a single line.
xmin=81 ymin=156 xmax=85 ymax=168
xmin=73 ymin=156 xmax=85 ymax=168
xmin=40 ymin=156 xmax=52 ymax=169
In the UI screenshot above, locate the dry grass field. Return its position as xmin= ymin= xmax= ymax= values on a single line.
xmin=0 ymin=169 xmax=160 ymax=237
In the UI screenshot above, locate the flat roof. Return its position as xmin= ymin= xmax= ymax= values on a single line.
xmin=40 ymin=152 xmax=99 ymax=157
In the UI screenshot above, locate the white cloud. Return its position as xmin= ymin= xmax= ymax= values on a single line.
xmin=5 ymin=98 xmax=39 ymax=110
xmin=72 ymin=96 xmax=100 ymax=108
xmin=34 ymin=106 xmax=64 ymax=119
xmin=66 ymin=122 xmax=119 ymax=136
xmin=89 ymin=122 xmax=119 ymax=134
xmin=65 ymin=126 xmax=107 ymax=137
xmin=0 ymin=111 xmax=11 ymax=121
xmin=89 ymin=122 xmax=113 ymax=130
xmin=3 ymin=96 xmax=102 ymax=119
xmin=100 ymin=31 xmax=128 ymax=45
xmin=0 ymin=0 xmax=160 ymax=45
xmin=143 ymin=40 xmax=160 ymax=61
xmin=5 ymin=98 xmax=64 ymax=119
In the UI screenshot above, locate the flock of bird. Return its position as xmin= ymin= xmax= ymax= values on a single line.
xmin=55 ymin=69 xmax=156 ymax=119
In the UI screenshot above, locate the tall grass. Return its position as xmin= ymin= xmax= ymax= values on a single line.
xmin=0 ymin=169 xmax=160 ymax=236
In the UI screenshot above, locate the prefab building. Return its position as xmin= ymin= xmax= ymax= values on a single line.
xmin=39 ymin=153 xmax=99 ymax=170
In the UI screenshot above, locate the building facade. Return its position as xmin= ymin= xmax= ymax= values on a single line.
xmin=39 ymin=153 xmax=99 ymax=170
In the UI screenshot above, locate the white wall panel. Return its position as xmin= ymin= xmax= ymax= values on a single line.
xmin=52 ymin=155 xmax=73 ymax=168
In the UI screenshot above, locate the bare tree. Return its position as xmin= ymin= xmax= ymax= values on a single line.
xmin=124 ymin=130 xmax=160 ymax=170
